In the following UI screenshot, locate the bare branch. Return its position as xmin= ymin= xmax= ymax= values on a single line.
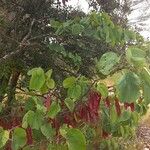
xmin=0 ymin=19 xmax=35 ymax=64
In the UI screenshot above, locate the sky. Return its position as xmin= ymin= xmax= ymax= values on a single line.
xmin=67 ymin=0 xmax=150 ymax=39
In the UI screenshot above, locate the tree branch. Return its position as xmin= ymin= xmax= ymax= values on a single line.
xmin=0 ymin=19 xmax=35 ymax=64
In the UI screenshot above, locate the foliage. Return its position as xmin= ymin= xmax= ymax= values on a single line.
xmin=0 ymin=0 xmax=144 ymax=105
xmin=0 ymin=2 xmax=149 ymax=149
xmin=0 ymin=41 xmax=150 ymax=149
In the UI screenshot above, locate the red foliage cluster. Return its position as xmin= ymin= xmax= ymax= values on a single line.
xmin=0 ymin=115 xmax=33 ymax=149
xmin=44 ymin=95 xmax=51 ymax=110
xmin=105 ymin=97 xmax=111 ymax=108
xmin=0 ymin=91 xmax=136 ymax=149
xmin=104 ymin=97 xmax=135 ymax=116
xmin=115 ymin=98 xmax=121 ymax=116
xmin=102 ymin=130 xmax=110 ymax=139
xmin=0 ymin=117 xmax=21 ymax=130
xmin=46 ymin=91 xmax=101 ymax=129
xmin=76 ymin=91 xmax=101 ymax=123
xmin=124 ymin=102 xmax=134 ymax=112
xmin=26 ymin=127 xmax=33 ymax=145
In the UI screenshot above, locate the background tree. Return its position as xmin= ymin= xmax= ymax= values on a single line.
xmin=0 ymin=0 xmax=141 ymax=105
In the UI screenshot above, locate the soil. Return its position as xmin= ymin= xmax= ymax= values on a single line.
xmin=136 ymin=108 xmax=150 ymax=150
xmin=137 ymin=124 xmax=150 ymax=150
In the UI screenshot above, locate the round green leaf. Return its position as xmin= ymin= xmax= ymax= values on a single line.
xmin=0 ymin=128 xmax=9 ymax=148
xmin=140 ymin=68 xmax=150 ymax=105
xmin=25 ymin=97 xmax=36 ymax=111
xmin=28 ymin=67 xmax=45 ymax=90
xmin=63 ymin=77 xmax=76 ymax=88
xmin=41 ymin=124 xmax=55 ymax=139
xmin=22 ymin=110 xmax=43 ymax=130
xmin=65 ymin=128 xmax=86 ymax=150
xmin=47 ymin=101 xmax=61 ymax=119
xmin=46 ymin=79 xmax=55 ymax=89
xmin=12 ymin=128 xmax=27 ymax=150
xmin=67 ymin=85 xmax=81 ymax=100
xmin=116 ymin=72 xmax=141 ymax=103
xmin=96 ymin=52 xmax=119 ymax=75
xmin=96 ymin=83 xmax=108 ymax=98
xmin=65 ymin=98 xmax=75 ymax=112
xmin=126 ymin=47 xmax=146 ymax=67
xmin=45 ymin=69 xmax=53 ymax=79
xmin=140 ymin=67 xmax=150 ymax=86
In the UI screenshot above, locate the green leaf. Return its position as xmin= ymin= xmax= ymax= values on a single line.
xmin=50 ymin=20 xmax=61 ymax=29
xmin=22 ymin=111 xmax=33 ymax=129
xmin=131 ymin=112 xmax=139 ymax=125
xmin=68 ymin=85 xmax=81 ymax=99
xmin=126 ymin=47 xmax=146 ymax=67
xmin=72 ymin=24 xmax=84 ymax=35
xmin=0 ymin=128 xmax=9 ymax=148
xmin=12 ymin=128 xmax=26 ymax=150
xmin=45 ymin=69 xmax=53 ymax=79
xmin=64 ymin=128 xmax=86 ymax=150
xmin=141 ymin=68 xmax=150 ymax=105
xmin=96 ymin=52 xmax=119 ymax=75
xmin=25 ymin=97 xmax=36 ymax=111
xmin=60 ymin=125 xmax=68 ymax=138
xmin=28 ymin=67 xmax=45 ymax=90
xmin=48 ymin=144 xmax=68 ymax=150
xmin=34 ymin=97 xmax=46 ymax=113
xmin=96 ymin=83 xmax=108 ymax=98
xmin=22 ymin=110 xmax=43 ymax=130
xmin=65 ymin=98 xmax=75 ymax=112
xmin=41 ymin=124 xmax=55 ymax=139
xmin=140 ymin=67 xmax=150 ymax=86
xmin=47 ymin=101 xmax=61 ymax=119
xmin=27 ymin=68 xmax=38 ymax=76
xmin=110 ymin=106 xmax=118 ymax=124
xmin=56 ymin=25 xmax=64 ymax=35
xmin=143 ymin=82 xmax=150 ymax=105
xmin=30 ymin=111 xmax=43 ymax=130
xmin=116 ymin=72 xmax=141 ymax=103
xmin=63 ymin=77 xmax=76 ymax=88
xmin=124 ymin=30 xmax=136 ymax=41
xmin=40 ymin=83 xmax=49 ymax=94
xmin=119 ymin=111 xmax=131 ymax=124
xmin=46 ymin=79 xmax=55 ymax=89
xmin=120 ymin=126 xmax=124 ymax=136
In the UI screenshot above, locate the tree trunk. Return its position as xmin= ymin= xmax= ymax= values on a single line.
xmin=0 ymin=75 xmax=11 ymax=102
xmin=7 ymin=70 xmax=20 ymax=105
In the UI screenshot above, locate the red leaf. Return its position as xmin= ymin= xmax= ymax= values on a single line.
xmin=26 ymin=127 xmax=33 ymax=145
xmin=44 ymin=95 xmax=51 ymax=110
xmin=52 ymin=118 xmax=60 ymax=130
xmin=124 ymin=102 xmax=134 ymax=112
xmin=115 ymin=98 xmax=121 ymax=116
xmin=88 ymin=91 xmax=101 ymax=109
xmin=102 ymin=130 xmax=109 ymax=139
xmin=12 ymin=117 xmax=21 ymax=128
xmin=105 ymin=97 xmax=111 ymax=108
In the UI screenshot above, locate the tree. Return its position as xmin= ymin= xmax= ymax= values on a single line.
xmin=87 ymin=0 xmax=132 ymax=27
xmin=0 ymin=1 xmax=150 ymax=149
xmin=129 ymin=0 xmax=150 ymax=36
xmin=0 ymin=0 xmax=137 ymax=104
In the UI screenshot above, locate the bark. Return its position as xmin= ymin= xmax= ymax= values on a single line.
xmin=7 ymin=70 xmax=20 ymax=105
xmin=0 ymin=75 xmax=11 ymax=102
